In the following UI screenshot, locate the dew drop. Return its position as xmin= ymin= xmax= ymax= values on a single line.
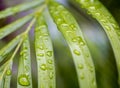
xmin=6 ymin=69 xmax=12 ymax=76
xmin=49 ymin=72 xmax=54 ymax=79
xmin=72 ymin=36 xmax=85 ymax=45
xmin=73 ymin=49 xmax=81 ymax=55
xmin=47 ymin=59 xmax=53 ymax=64
xmin=61 ymin=23 xmax=69 ymax=29
xmin=56 ymin=18 xmax=63 ymax=25
xmin=70 ymin=24 xmax=77 ymax=31
xmin=78 ymin=64 xmax=84 ymax=69
xmin=38 ymin=53 xmax=44 ymax=57
xmin=85 ymin=53 xmax=89 ymax=57
xmin=92 ymin=79 xmax=96 ymax=87
xmin=48 ymin=66 xmax=53 ymax=70
xmin=18 ymin=74 xmax=30 ymax=86
xmin=80 ymin=73 xmax=85 ymax=79
xmin=89 ymin=65 xmax=94 ymax=72
xmin=46 ymin=51 xmax=52 ymax=57
xmin=39 ymin=46 xmax=44 ymax=50
xmin=95 ymin=12 xmax=100 ymax=16
xmin=104 ymin=25 xmax=111 ymax=30
xmin=72 ymin=38 xmax=77 ymax=42
xmin=25 ymin=66 xmax=29 ymax=72
xmin=40 ymin=64 xmax=47 ymax=71
xmin=88 ymin=6 xmax=96 ymax=11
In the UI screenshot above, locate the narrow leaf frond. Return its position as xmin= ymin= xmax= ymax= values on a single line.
xmin=17 ymin=34 xmax=32 ymax=88
xmin=48 ymin=1 xmax=97 ymax=88
xmin=74 ymin=0 xmax=120 ymax=85
xmin=0 ymin=35 xmax=21 ymax=63
xmin=0 ymin=14 xmax=33 ymax=39
xmin=0 ymin=0 xmax=43 ymax=19
xmin=35 ymin=15 xmax=56 ymax=88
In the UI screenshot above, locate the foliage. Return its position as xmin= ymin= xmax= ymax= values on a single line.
xmin=0 ymin=0 xmax=120 ymax=88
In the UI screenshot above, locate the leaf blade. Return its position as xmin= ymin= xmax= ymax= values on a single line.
xmin=0 ymin=0 xmax=43 ymax=19
xmin=48 ymin=1 xmax=97 ymax=88
xmin=35 ymin=15 xmax=56 ymax=88
xmin=74 ymin=0 xmax=120 ymax=85
xmin=0 ymin=35 xmax=21 ymax=63
xmin=0 ymin=14 xmax=33 ymax=40
xmin=17 ymin=34 xmax=32 ymax=88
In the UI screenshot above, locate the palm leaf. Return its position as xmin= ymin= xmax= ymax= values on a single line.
xmin=0 ymin=35 xmax=21 ymax=63
xmin=17 ymin=34 xmax=32 ymax=88
xmin=35 ymin=15 xmax=56 ymax=88
xmin=48 ymin=1 xmax=97 ymax=88
xmin=0 ymin=0 xmax=43 ymax=19
xmin=73 ymin=0 xmax=120 ymax=85
xmin=0 ymin=14 xmax=33 ymax=39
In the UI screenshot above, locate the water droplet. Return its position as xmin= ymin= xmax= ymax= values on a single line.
xmin=47 ymin=59 xmax=53 ymax=64
xmin=92 ymin=79 xmax=96 ymax=87
xmin=57 ymin=5 xmax=64 ymax=10
xmin=72 ymin=36 xmax=85 ymax=45
xmin=85 ymin=53 xmax=89 ymax=57
xmin=80 ymin=42 xmax=85 ymax=46
xmin=56 ymin=18 xmax=63 ymax=25
xmin=80 ymin=73 xmax=85 ymax=79
xmin=25 ymin=66 xmax=29 ymax=72
xmin=70 ymin=25 xmax=77 ymax=31
xmin=48 ymin=66 xmax=53 ymax=70
xmin=104 ymin=25 xmax=111 ymax=30
xmin=18 ymin=74 xmax=30 ymax=86
xmin=78 ymin=64 xmax=84 ymax=69
xmin=6 ymin=69 xmax=12 ymax=76
xmin=95 ymin=12 xmax=100 ymax=16
xmin=73 ymin=49 xmax=81 ymax=55
xmin=89 ymin=65 xmax=94 ymax=72
xmin=38 ymin=53 xmax=44 ymax=57
xmin=88 ymin=6 xmax=96 ymax=11
xmin=72 ymin=38 xmax=77 ymax=42
xmin=49 ymin=72 xmax=54 ymax=79
xmin=43 ymin=33 xmax=49 ymax=36
xmin=46 ymin=51 xmax=52 ymax=57
xmin=61 ymin=23 xmax=69 ymax=29
xmin=40 ymin=64 xmax=47 ymax=71
xmin=20 ymin=51 xmax=24 ymax=56
xmin=39 ymin=46 xmax=44 ymax=50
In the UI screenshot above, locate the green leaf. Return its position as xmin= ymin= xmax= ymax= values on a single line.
xmin=74 ymin=0 xmax=120 ymax=85
xmin=48 ymin=1 xmax=97 ymax=88
xmin=17 ymin=34 xmax=32 ymax=88
xmin=3 ymin=61 xmax=13 ymax=88
xmin=0 ymin=35 xmax=21 ymax=63
xmin=0 ymin=62 xmax=8 ymax=88
xmin=0 ymin=14 xmax=33 ymax=40
xmin=35 ymin=15 xmax=56 ymax=88
xmin=0 ymin=0 xmax=43 ymax=19
xmin=0 ymin=60 xmax=12 ymax=88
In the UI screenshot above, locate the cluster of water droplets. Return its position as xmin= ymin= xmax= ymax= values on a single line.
xmin=35 ymin=16 xmax=55 ymax=88
xmin=18 ymin=36 xmax=32 ymax=87
xmin=49 ymin=1 xmax=97 ymax=88
xmin=76 ymin=0 xmax=120 ymax=40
